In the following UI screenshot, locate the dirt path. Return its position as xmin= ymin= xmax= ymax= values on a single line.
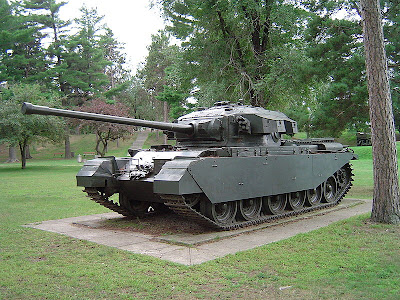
xmin=131 ymin=130 xmax=149 ymax=149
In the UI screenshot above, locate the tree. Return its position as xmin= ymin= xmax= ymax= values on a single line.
xmin=99 ymin=27 xmax=130 ymax=101
xmin=155 ymin=63 xmax=193 ymax=120
xmin=139 ymin=31 xmax=177 ymax=101
xmin=76 ymin=99 xmax=133 ymax=156
xmin=21 ymin=0 xmax=74 ymax=158
xmin=302 ymin=0 xmax=400 ymax=136
xmin=0 ymin=83 xmax=64 ymax=169
xmin=304 ymin=15 xmax=369 ymax=137
xmin=0 ymin=0 xmax=15 ymax=74
xmin=382 ymin=0 xmax=400 ymax=129
xmin=139 ymin=31 xmax=181 ymax=142
xmin=0 ymin=0 xmax=47 ymax=84
xmin=123 ymin=77 xmax=159 ymax=121
xmin=61 ymin=6 xmax=110 ymax=104
xmin=0 ymin=1 xmax=66 ymax=164
xmin=156 ymin=85 xmax=190 ymax=120
xmin=21 ymin=0 xmax=70 ymax=91
xmin=6 ymin=145 xmax=19 ymax=163
xmin=360 ymin=0 xmax=400 ymax=224
xmin=159 ymin=0 xmax=311 ymax=107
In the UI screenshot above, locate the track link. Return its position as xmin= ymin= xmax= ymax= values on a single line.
xmin=83 ymin=188 xmax=132 ymax=217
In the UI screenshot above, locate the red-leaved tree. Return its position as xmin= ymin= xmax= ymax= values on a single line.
xmin=77 ymin=99 xmax=133 ymax=156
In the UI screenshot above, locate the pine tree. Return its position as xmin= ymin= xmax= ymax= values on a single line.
xmin=304 ymin=15 xmax=368 ymax=137
xmin=61 ymin=6 xmax=110 ymax=104
xmin=382 ymin=0 xmax=400 ymax=128
xmin=0 ymin=0 xmax=47 ymax=83
xmin=21 ymin=0 xmax=70 ymax=91
xmin=138 ymin=31 xmax=179 ymax=142
xmin=303 ymin=0 xmax=400 ymax=136
xmin=99 ymin=27 xmax=130 ymax=101
xmin=0 ymin=0 xmax=14 ymax=81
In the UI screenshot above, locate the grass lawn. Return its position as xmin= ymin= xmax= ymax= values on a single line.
xmin=0 ymin=144 xmax=399 ymax=299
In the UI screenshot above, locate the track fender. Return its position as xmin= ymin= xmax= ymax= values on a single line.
xmin=153 ymin=159 xmax=202 ymax=195
xmin=76 ymin=157 xmax=117 ymax=187
xmin=186 ymin=153 xmax=355 ymax=203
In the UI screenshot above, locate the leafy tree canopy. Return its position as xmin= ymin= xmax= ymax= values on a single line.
xmin=0 ymin=83 xmax=65 ymax=168
xmin=301 ymin=0 xmax=400 ymax=136
xmin=158 ymin=0 xmax=312 ymax=108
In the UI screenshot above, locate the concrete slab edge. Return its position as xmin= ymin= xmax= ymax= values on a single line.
xmin=156 ymin=199 xmax=366 ymax=246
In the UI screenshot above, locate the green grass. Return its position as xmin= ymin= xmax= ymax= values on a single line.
xmin=337 ymin=130 xmax=358 ymax=146
xmin=0 ymin=145 xmax=399 ymax=299
xmin=346 ymin=142 xmax=400 ymax=199
xmin=142 ymin=131 xmax=176 ymax=149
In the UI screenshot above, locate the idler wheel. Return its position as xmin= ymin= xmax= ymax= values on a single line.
xmin=184 ymin=194 xmax=201 ymax=208
xmin=238 ymin=197 xmax=262 ymax=220
xmin=263 ymin=194 xmax=287 ymax=215
xmin=337 ymin=166 xmax=351 ymax=190
xmin=306 ymin=185 xmax=322 ymax=206
xmin=323 ymin=176 xmax=338 ymax=203
xmin=203 ymin=201 xmax=237 ymax=225
xmin=287 ymin=191 xmax=306 ymax=211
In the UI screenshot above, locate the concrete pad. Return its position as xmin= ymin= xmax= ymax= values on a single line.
xmin=86 ymin=232 xmax=150 ymax=247
xmin=24 ymin=198 xmax=372 ymax=265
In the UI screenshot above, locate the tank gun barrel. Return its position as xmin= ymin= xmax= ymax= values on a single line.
xmin=21 ymin=102 xmax=194 ymax=134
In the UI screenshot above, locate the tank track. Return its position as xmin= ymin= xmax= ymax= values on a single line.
xmin=83 ymin=188 xmax=133 ymax=217
xmin=83 ymin=165 xmax=354 ymax=231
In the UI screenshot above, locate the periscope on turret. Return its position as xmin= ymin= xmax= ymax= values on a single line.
xmin=22 ymin=101 xmax=357 ymax=230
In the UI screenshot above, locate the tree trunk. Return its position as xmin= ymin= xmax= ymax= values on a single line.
xmin=6 ymin=146 xmax=19 ymax=163
xmin=95 ymin=134 xmax=102 ymax=156
xmin=19 ymin=141 xmax=27 ymax=169
xmin=163 ymin=101 xmax=168 ymax=144
xmin=95 ymin=132 xmax=108 ymax=157
xmin=25 ymin=145 xmax=32 ymax=159
xmin=64 ymin=129 xmax=72 ymax=159
xmin=360 ymin=0 xmax=400 ymax=224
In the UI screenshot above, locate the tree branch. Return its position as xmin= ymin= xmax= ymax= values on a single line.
xmin=216 ymin=10 xmax=247 ymax=70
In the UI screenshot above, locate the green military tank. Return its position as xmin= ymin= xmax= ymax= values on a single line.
xmin=22 ymin=101 xmax=357 ymax=230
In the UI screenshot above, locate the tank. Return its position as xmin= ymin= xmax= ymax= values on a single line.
xmin=357 ymin=131 xmax=400 ymax=146
xmin=22 ymin=101 xmax=357 ymax=230
xmin=356 ymin=132 xmax=372 ymax=146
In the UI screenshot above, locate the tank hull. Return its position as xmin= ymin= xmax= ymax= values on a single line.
xmin=77 ymin=145 xmax=357 ymax=230
xmin=77 ymin=149 xmax=356 ymax=203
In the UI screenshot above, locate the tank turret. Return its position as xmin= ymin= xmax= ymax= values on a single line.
xmin=21 ymin=101 xmax=356 ymax=230
xmin=22 ymin=101 xmax=297 ymax=147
